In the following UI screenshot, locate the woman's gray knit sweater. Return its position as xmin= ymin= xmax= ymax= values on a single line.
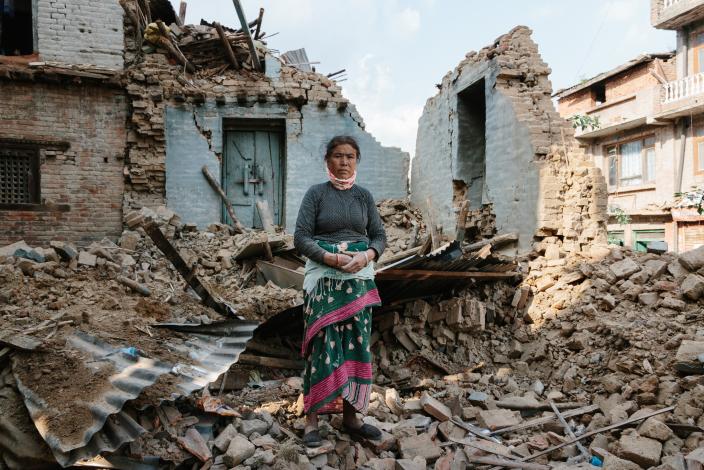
xmin=293 ymin=182 xmax=387 ymax=264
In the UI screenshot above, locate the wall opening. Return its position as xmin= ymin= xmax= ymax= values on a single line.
xmin=1 ymin=0 xmax=34 ymax=55
xmin=456 ymin=78 xmax=486 ymax=210
xmin=222 ymin=119 xmax=286 ymax=229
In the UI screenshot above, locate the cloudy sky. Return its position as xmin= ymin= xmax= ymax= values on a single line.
xmin=169 ymin=0 xmax=674 ymax=155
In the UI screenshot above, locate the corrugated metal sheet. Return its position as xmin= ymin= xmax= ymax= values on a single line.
xmin=280 ymin=48 xmax=312 ymax=72
xmin=12 ymin=319 xmax=258 ymax=467
xmin=375 ymin=241 xmax=516 ymax=304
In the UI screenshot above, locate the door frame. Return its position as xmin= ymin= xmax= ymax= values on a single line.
xmin=222 ymin=118 xmax=287 ymax=227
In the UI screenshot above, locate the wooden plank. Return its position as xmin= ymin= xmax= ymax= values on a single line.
xmin=549 ymin=400 xmax=590 ymax=460
xmin=426 ymin=197 xmax=441 ymax=250
xmin=491 ymin=404 xmax=599 ymax=435
xmin=202 ymin=165 xmax=245 ymax=233
xmin=143 ymin=221 xmax=233 ymax=316
xmin=254 ymin=7 xmax=264 ymax=39
xmin=463 ymin=232 xmax=519 ymax=253
xmin=255 ymin=199 xmax=276 ymax=234
xmin=231 ymin=0 xmax=262 ymax=71
xmin=375 ymin=269 xmax=518 ymax=281
xmin=178 ymin=1 xmax=187 ymax=25
xmin=376 ymin=246 xmax=422 ymax=267
xmin=237 ymin=353 xmax=303 ymax=370
xmin=455 ymin=200 xmax=469 ymax=242
xmin=155 ymin=20 xmax=195 ymax=73
xmin=523 ymin=406 xmax=675 ymax=462
xmin=213 ymin=22 xmax=240 ymax=70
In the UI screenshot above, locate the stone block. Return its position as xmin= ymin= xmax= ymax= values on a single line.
xmin=610 ymin=258 xmax=640 ymax=280
xmin=617 ymin=433 xmax=662 ymax=468
xmin=213 ymin=423 xmax=238 ymax=452
xmin=477 ymin=409 xmax=522 ymax=431
xmin=644 ymin=259 xmax=668 ymax=278
xmin=239 ymin=419 xmax=269 ymax=436
xmin=638 ymin=417 xmax=674 ymax=442
xmin=679 ymin=245 xmax=704 ymax=271
xmin=398 ymin=434 xmax=441 ymax=461
xmin=77 ymin=251 xmax=97 ymax=267
xmin=681 ymin=274 xmax=704 ymax=300
xmin=223 ymin=435 xmax=255 ymax=467
xmin=638 ymin=292 xmax=660 ymax=306
xmin=420 ymin=393 xmax=452 ymax=422
xmin=602 ymin=453 xmax=641 ymax=470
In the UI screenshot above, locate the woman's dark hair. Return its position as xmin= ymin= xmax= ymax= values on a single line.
xmin=325 ymin=135 xmax=361 ymax=160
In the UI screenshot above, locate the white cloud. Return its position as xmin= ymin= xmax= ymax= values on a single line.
xmin=392 ymin=7 xmax=421 ymax=37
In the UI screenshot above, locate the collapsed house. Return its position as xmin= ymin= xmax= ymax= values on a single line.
xmin=0 ymin=0 xmax=409 ymax=247
xmin=411 ymin=26 xmax=608 ymax=255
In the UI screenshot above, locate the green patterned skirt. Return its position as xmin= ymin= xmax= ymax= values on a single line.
xmin=301 ymin=244 xmax=381 ymax=414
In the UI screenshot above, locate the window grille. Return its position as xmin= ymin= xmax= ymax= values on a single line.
xmin=0 ymin=145 xmax=39 ymax=204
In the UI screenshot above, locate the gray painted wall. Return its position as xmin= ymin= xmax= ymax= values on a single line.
xmin=411 ymin=61 xmax=541 ymax=252
xmin=37 ymin=0 xmax=124 ymax=69
xmin=164 ymin=101 xmax=409 ymax=230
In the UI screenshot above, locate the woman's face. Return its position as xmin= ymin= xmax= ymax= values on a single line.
xmin=326 ymin=144 xmax=358 ymax=179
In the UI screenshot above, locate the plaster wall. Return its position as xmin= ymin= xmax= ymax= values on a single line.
xmin=165 ymin=101 xmax=409 ymax=230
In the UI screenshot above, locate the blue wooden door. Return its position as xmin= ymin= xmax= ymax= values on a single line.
xmin=223 ymin=126 xmax=284 ymax=228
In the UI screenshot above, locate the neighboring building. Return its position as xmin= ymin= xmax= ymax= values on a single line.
xmin=0 ymin=0 xmax=128 ymax=246
xmin=411 ymin=26 xmax=608 ymax=255
xmin=556 ymin=0 xmax=704 ymax=253
xmin=0 ymin=0 xmax=409 ymax=246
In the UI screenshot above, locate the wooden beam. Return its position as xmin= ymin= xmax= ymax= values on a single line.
xmin=375 ymin=269 xmax=519 ymax=281
xmin=231 ymin=0 xmax=263 ymax=71
xmin=254 ymin=8 xmax=264 ymax=39
xmin=522 ymin=406 xmax=675 ymax=462
xmin=549 ymin=400 xmax=591 ymax=460
xmin=213 ymin=22 xmax=240 ymax=70
xmin=156 ymin=20 xmax=195 ymax=73
xmin=491 ymin=404 xmax=599 ymax=435
xmin=255 ymin=199 xmax=276 ymax=234
xmin=143 ymin=221 xmax=234 ymax=316
xmin=178 ymin=1 xmax=187 ymax=25
xmin=376 ymin=246 xmax=422 ymax=267
xmin=463 ymin=232 xmax=519 ymax=253
xmin=455 ymin=200 xmax=469 ymax=242
xmin=202 ymin=165 xmax=245 ymax=233
xmin=237 ymin=353 xmax=303 ymax=370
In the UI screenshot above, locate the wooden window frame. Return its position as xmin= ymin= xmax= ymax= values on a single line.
xmin=694 ymin=124 xmax=704 ymax=176
xmin=605 ymin=134 xmax=656 ymax=190
xmin=692 ymin=28 xmax=704 ymax=75
xmin=0 ymin=142 xmax=41 ymax=208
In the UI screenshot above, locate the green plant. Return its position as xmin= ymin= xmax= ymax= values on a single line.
xmin=569 ymin=114 xmax=601 ymax=131
xmin=608 ymin=206 xmax=631 ymax=226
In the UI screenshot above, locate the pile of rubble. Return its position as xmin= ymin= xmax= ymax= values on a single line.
xmin=4 ymin=194 xmax=704 ymax=469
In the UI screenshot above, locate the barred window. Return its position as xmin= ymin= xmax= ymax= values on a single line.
xmin=0 ymin=144 xmax=40 ymax=205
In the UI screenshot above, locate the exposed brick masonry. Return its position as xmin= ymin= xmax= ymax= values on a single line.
xmin=0 ymin=80 xmax=127 ymax=246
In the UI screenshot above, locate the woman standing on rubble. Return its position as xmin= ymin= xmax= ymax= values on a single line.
xmin=294 ymin=135 xmax=386 ymax=447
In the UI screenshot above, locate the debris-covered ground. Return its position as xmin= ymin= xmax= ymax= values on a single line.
xmin=3 ymin=196 xmax=704 ymax=469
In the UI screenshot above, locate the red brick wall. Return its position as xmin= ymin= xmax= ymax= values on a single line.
xmin=605 ymin=63 xmax=659 ymax=101
xmin=0 ymin=80 xmax=127 ymax=247
xmin=557 ymin=88 xmax=594 ymax=117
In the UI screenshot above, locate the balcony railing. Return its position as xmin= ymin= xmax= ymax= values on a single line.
xmin=664 ymin=0 xmax=681 ymax=8
xmin=662 ymin=72 xmax=704 ymax=103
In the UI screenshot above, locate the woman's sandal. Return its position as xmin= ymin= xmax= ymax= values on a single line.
xmin=343 ymin=423 xmax=382 ymax=440
xmin=303 ymin=429 xmax=322 ymax=448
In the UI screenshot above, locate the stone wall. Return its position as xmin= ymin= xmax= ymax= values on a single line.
xmin=411 ymin=26 xmax=608 ymax=254
xmin=123 ymin=28 xmax=408 ymax=230
xmin=0 ymin=78 xmax=127 ymax=246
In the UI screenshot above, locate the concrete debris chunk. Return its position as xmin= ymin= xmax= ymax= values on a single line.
xmin=617 ymin=433 xmax=662 ymax=468
xmin=609 ymin=258 xmax=640 ymax=280
xmin=681 ymin=273 xmax=704 ymax=300
xmin=678 ymin=245 xmax=704 ymax=271
xmin=420 ymin=392 xmax=452 ymax=422
xmin=477 ymin=409 xmax=522 ymax=431
xmin=397 ymin=434 xmax=442 ymax=461
xmin=223 ymin=435 xmax=256 ymax=467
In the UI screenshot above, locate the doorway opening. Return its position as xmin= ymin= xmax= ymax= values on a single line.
xmin=456 ymin=78 xmax=486 ymax=209
xmin=222 ymin=119 xmax=286 ymax=229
